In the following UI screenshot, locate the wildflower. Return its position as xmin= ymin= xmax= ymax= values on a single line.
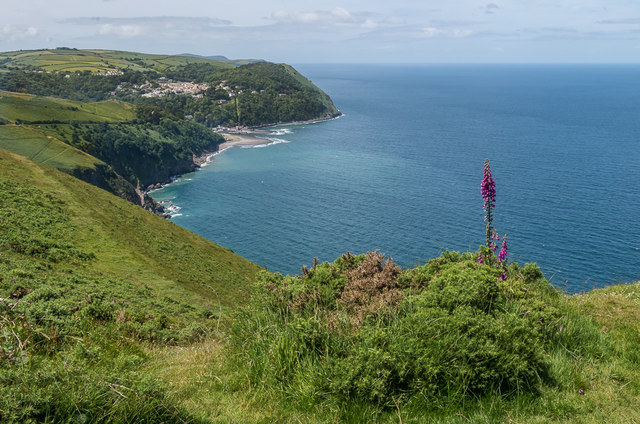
xmin=498 ymin=235 xmax=508 ymax=263
xmin=579 ymin=389 xmax=585 ymax=395
xmin=482 ymin=159 xmax=496 ymax=247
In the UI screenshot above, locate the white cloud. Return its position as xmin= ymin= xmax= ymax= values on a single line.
xmin=1 ymin=24 xmax=38 ymax=41
xmin=451 ymin=28 xmax=474 ymax=38
xmin=270 ymin=8 xmax=384 ymax=27
xmin=98 ymin=23 xmax=142 ymax=37
xmin=361 ymin=19 xmax=378 ymax=29
xmin=332 ymin=8 xmax=353 ymax=22
xmin=422 ymin=27 xmax=441 ymax=37
xmin=421 ymin=26 xmax=474 ymax=38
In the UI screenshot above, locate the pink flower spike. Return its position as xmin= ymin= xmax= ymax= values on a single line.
xmin=498 ymin=235 xmax=508 ymax=263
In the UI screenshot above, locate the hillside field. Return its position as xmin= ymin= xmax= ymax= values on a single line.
xmin=0 ymin=90 xmax=135 ymax=123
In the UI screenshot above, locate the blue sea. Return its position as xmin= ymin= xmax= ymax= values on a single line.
xmin=152 ymin=64 xmax=640 ymax=292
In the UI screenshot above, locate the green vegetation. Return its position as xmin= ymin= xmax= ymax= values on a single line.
xmin=0 ymin=69 xmax=153 ymax=102
xmin=0 ymin=149 xmax=260 ymax=422
xmin=0 ymin=48 xmax=235 ymax=73
xmin=147 ymin=251 xmax=637 ymax=423
xmin=0 ymin=125 xmax=98 ymax=171
xmin=1 ymin=148 xmax=639 ymax=422
xmin=43 ymin=119 xmax=223 ymax=188
xmin=0 ymin=125 xmax=150 ymax=210
xmin=0 ymin=90 xmax=135 ymax=123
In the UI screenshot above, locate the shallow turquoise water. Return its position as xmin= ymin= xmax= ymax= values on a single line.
xmin=152 ymin=64 xmax=640 ymax=291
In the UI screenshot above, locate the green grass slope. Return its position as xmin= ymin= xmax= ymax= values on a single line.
xmin=0 ymin=125 xmax=147 ymax=210
xmin=0 ymin=48 xmax=235 ymax=73
xmin=0 ymin=90 xmax=135 ymax=123
xmin=0 ymin=147 xmax=260 ymax=309
xmin=0 ymin=148 xmax=260 ymax=422
xmin=0 ymin=125 xmax=99 ymax=171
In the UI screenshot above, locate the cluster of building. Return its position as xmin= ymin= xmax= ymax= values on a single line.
xmin=109 ymin=77 xmax=286 ymax=100
xmin=140 ymin=81 xmax=210 ymax=98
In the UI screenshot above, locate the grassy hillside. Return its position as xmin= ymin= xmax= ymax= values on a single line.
xmin=0 ymin=90 xmax=135 ymax=123
xmin=0 ymin=124 xmax=153 ymax=211
xmin=0 ymin=148 xmax=260 ymax=422
xmin=0 ymin=147 xmax=260 ymax=307
xmin=0 ymin=125 xmax=99 ymax=171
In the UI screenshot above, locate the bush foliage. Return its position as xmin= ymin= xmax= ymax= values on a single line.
xmin=231 ymin=250 xmax=578 ymax=408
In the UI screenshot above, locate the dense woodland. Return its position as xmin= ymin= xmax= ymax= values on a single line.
xmin=45 ymin=120 xmax=224 ymax=188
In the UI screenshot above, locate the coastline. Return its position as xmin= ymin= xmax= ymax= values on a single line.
xmin=190 ymin=133 xmax=273 ymax=168
xmin=193 ymin=112 xmax=343 ymax=168
xmin=147 ymin=112 xmax=342 ymax=200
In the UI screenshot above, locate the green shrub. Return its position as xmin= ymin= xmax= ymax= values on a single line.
xmin=231 ymin=250 xmax=569 ymax=409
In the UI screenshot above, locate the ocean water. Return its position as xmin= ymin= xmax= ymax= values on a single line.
xmin=152 ymin=64 xmax=640 ymax=292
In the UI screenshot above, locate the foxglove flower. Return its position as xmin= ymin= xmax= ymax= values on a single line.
xmin=482 ymin=159 xmax=496 ymax=247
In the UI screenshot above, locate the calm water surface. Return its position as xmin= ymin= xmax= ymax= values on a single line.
xmin=152 ymin=64 xmax=640 ymax=292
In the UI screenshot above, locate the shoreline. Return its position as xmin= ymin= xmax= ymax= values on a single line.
xmin=193 ymin=112 xmax=343 ymax=168
xmin=146 ymin=112 xmax=342 ymax=200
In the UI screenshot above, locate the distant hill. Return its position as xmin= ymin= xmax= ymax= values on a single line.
xmin=180 ymin=53 xmax=231 ymax=61
xmin=180 ymin=52 xmax=266 ymax=66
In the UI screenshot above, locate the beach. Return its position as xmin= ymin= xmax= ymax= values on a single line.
xmin=192 ymin=133 xmax=270 ymax=166
xmin=218 ymin=133 xmax=271 ymax=150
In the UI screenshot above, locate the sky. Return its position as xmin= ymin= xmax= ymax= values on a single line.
xmin=2 ymin=0 xmax=639 ymax=63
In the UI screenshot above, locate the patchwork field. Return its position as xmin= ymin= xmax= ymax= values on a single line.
xmin=0 ymin=49 xmax=235 ymax=73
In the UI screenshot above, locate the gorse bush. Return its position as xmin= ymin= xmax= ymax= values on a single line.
xmin=231 ymin=250 xmax=566 ymax=408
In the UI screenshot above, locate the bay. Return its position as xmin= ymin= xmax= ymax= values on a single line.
xmin=152 ymin=64 xmax=640 ymax=292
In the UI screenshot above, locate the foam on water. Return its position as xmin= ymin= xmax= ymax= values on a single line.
xmin=242 ymin=138 xmax=291 ymax=148
xmin=269 ymin=128 xmax=293 ymax=136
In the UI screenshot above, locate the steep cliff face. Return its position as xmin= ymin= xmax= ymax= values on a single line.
xmin=72 ymin=163 xmax=167 ymax=216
